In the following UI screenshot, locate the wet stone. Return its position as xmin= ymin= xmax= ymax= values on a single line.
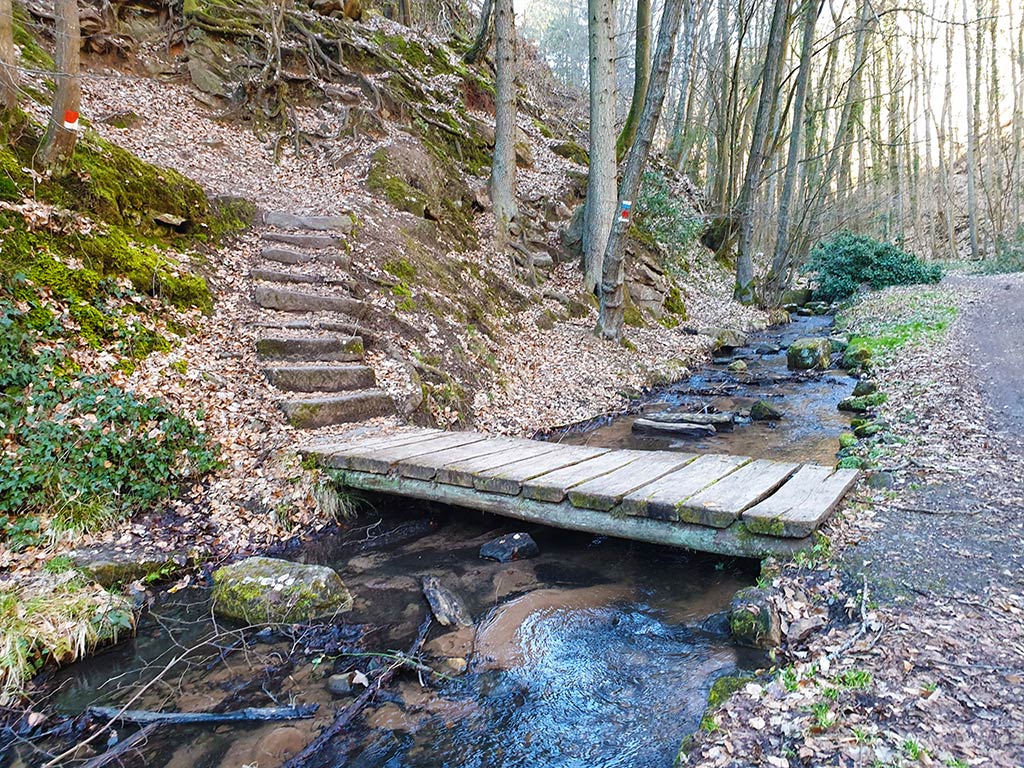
xmin=853 ymin=379 xmax=879 ymax=397
xmin=479 ymin=532 xmax=540 ymax=563
xmin=750 ymin=400 xmax=783 ymax=421
xmin=327 ymin=674 xmax=354 ymax=696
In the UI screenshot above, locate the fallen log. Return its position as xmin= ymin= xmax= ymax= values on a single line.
xmin=281 ymin=613 xmax=433 ymax=768
xmin=632 ymin=418 xmax=716 ymax=437
xmin=85 ymin=704 xmax=319 ymax=726
xmin=642 ymin=411 xmax=735 ymax=430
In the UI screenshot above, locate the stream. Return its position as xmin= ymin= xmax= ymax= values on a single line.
xmin=12 ymin=315 xmax=853 ymax=768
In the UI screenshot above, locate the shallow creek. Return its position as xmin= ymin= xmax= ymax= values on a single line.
xmin=18 ymin=315 xmax=852 ymax=768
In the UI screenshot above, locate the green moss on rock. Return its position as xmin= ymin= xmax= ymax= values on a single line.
xmin=212 ymin=556 xmax=354 ymax=625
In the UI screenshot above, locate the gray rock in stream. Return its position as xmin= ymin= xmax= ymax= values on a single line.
xmin=642 ymin=411 xmax=735 ymax=431
xmin=212 ymin=557 xmax=353 ymax=624
xmin=787 ymin=337 xmax=832 ymax=370
xmin=480 ymin=533 xmax=539 ymax=563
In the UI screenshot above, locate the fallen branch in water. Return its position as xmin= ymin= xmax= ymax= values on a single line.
xmin=85 ymin=704 xmax=318 ymax=726
xmin=282 ymin=613 xmax=433 ymax=768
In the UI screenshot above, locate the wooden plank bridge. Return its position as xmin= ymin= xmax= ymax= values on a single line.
xmin=302 ymin=428 xmax=860 ymax=558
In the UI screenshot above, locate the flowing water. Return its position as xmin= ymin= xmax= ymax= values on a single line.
xmin=12 ymin=315 xmax=853 ymax=768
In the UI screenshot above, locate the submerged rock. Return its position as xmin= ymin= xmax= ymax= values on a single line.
xmin=480 ymin=532 xmax=539 ymax=563
xmin=326 ymin=674 xmax=354 ymax=696
xmin=750 ymin=400 xmax=783 ymax=421
xmin=727 ymin=359 xmax=748 ymax=372
xmin=729 ymin=586 xmax=781 ymax=649
xmin=212 ymin=556 xmax=353 ymax=624
xmin=701 ymin=326 xmax=748 ymax=351
xmin=422 ymin=575 xmax=473 ymax=627
xmin=632 ymin=418 xmax=716 ymax=437
xmin=787 ymin=337 xmax=832 ymax=370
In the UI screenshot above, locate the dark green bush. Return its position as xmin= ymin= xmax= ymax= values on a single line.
xmin=0 ymin=302 xmax=219 ymax=533
xmin=634 ymin=171 xmax=704 ymax=270
xmin=805 ymin=232 xmax=942 ymax=302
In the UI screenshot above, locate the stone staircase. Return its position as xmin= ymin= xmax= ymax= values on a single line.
xmin=251 ymin=212 xmax=395 ymax=429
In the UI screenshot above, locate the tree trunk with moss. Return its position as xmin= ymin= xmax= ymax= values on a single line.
xmin=40 ymin=0 xmax=80 ymax=172
xmin=464 ymin=0 xmax=494 ymax=64
xmin=0 ymin=0 xmax=18 ymax=111
xmin=615 ymin=0 xmax=650 ymax=160
xmin=490 ymin=0 xmax=517 ymax=243
xmin=583 ymin=0 xmax=616 ymax=295
xmin=598 ymin=0 xmax=685 ymax=341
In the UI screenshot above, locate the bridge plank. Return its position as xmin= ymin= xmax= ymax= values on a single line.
xmin=678 ymin=459 xmax=799 ymax=527
xmin=305 ymin=428 xmax=445 ymax=468
xmin=620 ymin=454 xmax=752 ymax=523
xmin=521 ymin=452 xmax=648 ymax=503
xmin=395 ymin=437 xmax=528 ymax=480
xmin=742 ymin=465 xmax=860 ymax=537
xmin=343 ymin=432 xmax=490 ymax=474
xmin=436 ymin=441 xmax=563 ymax=487
xmin=474 ymin=444 xmax=611 ymax=495
xmin=568 ymin=451 xmax=697 ymax=511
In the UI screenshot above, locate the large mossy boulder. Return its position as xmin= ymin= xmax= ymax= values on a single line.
xmin=780 ymin=288 xmax=813 ymax=307
xmin=702 ymin=326 xmax=748 ymax=352
xmin=786 ymin=337 xmax=832 ymax=370
xmin=212 ymin=557 xmax=353 ymax=624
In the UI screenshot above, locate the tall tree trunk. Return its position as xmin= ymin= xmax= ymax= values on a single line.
xmin=598 ymin=0 xmax=685 ymax=341
xmin=40 ymin=0 xmax=80 ymax=172
xmin=732 ymin=0 xmax=791 ymax=304
xmin=666 ymin=0 xmax=695 ymax=169
xmin=464 ymin=0 xmax=494 ymax=64
xmin=962 ymin=0 xmax=979 ymax=260
xmin=615 ymin=0 xmax=651 ymax=159
xmin=0 ymin=0 xmax=17 ymax=111
xmin=490 ymin=0 xmax=517 ymax=243
xmin=764 ymin=0 xmax=819 ymax=306
xmin=583 ymin=0 xmax=617 ymax=294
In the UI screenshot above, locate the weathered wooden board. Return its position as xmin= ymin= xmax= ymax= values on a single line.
xmin=303 ymin=429 xmax=444 ymax=468
xmin=568 ymin=451 xmax=697 ymax=511
xmin=742 ymin=465 xmax=860 ymax=537
xmin=620 ymin=454 xmax=751 ymax=523
xmin=395 ymin=437 xmax=527 ymax=481
xmin=474 ymin=444 xmax=611 ymax=495
xmin=678 ymin=459 xmax=799 ymax=527
xmin=343 ymin=432 xmax=490 ymax=474
xmin=520 ymin=452 xmax=647 ymax=503
xmin=332 ymin=469 xmax=813 ymax=559
xmin=436 ymin=442 xmax=562 ymax=487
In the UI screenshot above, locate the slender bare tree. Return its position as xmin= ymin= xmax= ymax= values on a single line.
xmin=465 ymin=0 xmax=494 ymax=64
xmin=598 ymin=0 xmax=685 ymax=340
xmin=40 ymin=0 xmax=80 ymax=171
xmin=583 ymin=0 xmax=617 ymax=294
xmin=490 ymin=0 xmax=517 ymax=244
xmin=616 ymin=0 xmax=650 ymax=159
xmin=0 ymin=0 xmax=17 ymax=111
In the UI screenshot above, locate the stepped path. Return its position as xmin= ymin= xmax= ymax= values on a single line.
xmin=251 ymin=211 xmax=394 ymax=428
xmin=302 ymin=428 xmax=860 ymax=557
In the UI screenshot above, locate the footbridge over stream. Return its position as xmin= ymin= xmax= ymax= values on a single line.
xmin=303 ymin=428 xmax=859 ymax=558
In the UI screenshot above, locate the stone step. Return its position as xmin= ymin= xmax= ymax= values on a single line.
xmin=263 ymin=211 xmax=355 ymax=233
xmin=256 ymin=335 xmax=364 ymax=362
xmin=262 ymin=231 xmax=344 ymax=250
xmin=250 ymin=268 xmax=323 ymax=285
xmin=265 ymin=364 xmax=376 ymax=393
xmin=254 ymin=285 xmax=366 ymax=317
xmin=261 ymin=246 xmax=350 ymax=270
xmin=281 ymin=389 xmax=394 ymax=429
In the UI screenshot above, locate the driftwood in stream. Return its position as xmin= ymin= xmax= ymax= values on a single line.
xmin=281 ymin=613 xmax=433 ymax=768
xmin=422 ymin=575 xmax=473 ymax=627
xmin=80 ymin=725 xmax=161 ymax=768
xmin=632 ymin=418 xmax=716 ymax=437
xmin=86 ymin=704 xmax=319 ymax=725
xmin=643 ymin=411 xmax=735 ymax=430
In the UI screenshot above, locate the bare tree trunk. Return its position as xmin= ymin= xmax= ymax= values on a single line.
xmin=583 ymin=0 xmax=617 ymax=294
xmin=962 ymin=0 xmax=979 ymax=260
xmin=733 ymin=0 xmax=791 ymax=304
xmin=490 ymin=0 xmax=517 ymax=243
xmin=464 ymin=0 xmax=493 ymax=64
xmin=764 ymin=0 xmax=819 ymax=305
xmin=666 ymin=0 xmax=695 ymax=169
xmin=40 ymin=0 xmax=80 ymax=172
xmin=0 ymin=0 xmax=17 ymax=111
xmin=598 ymin=0 xmax=685 ymax=341
xmin=616 ymin=0 xmax=651 ymax=159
